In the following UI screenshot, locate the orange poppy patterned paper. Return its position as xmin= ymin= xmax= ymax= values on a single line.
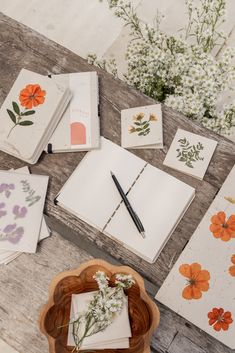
xmin=156 ymin=165 xmax=235 ymax=349
xmin=179 ymin=263 xmax=210 ymax=300
xmin=209 ymin=211 xmax=235 ymax=241
xmin=208 ymin=308 xmax=233 ymax=331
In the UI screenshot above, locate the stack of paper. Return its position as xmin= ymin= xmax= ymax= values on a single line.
xmin=0 ymin=68 xmax=71 ymax=164
xmin=46 ymin=71 xmax=100 ymax=153
xmin=0 ymin=168 xmax=49 ymax=264
xmin=68 ymin=291 xmax=132 ymax=349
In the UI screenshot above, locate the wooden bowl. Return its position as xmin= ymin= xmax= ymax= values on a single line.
xmin=39 ymin=259 xmax=160 ymax=353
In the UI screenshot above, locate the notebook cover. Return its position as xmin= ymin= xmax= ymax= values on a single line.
xmin=0 ymin=68 xmax=70 ymax=163
xmin=47 ymin=71 xmax=100 ymax=152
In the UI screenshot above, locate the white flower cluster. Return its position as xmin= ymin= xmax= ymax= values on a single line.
xmin=91 ymin=0 xmax=235 ymax=135
xmin=70 ymin=270 xmax=135 ymax=350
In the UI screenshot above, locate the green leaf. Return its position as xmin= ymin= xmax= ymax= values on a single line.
xmin=21 ymin=110 xmax=35 ymax=116
xmin=7 ymin=109 xmax=16 ymax=123
xmin=138 ymin=131 xmax=145 ymax=136
xmin=135 ymin=127 xmax=143 ymax=132
xmin=19 ymin=120 xmax=34 ymax=126
xmin=12 ymin=101 xmax=20 ymax=115
xmin=143 ymin=123 xmax=150 ymax=129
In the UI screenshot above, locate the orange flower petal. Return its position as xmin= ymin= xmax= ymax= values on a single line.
xmin=182 ymin=285 xmax=194 ymax=299
xmin=231 ymin=255 xmax=235 ymax=265
xmin=190 ymin=263 xmax=201 ymax=278
xmin=196 ymin=269 xmax=210 ymax=282
xmin=220 ymin=229 xmax=231 ymax=241
xmin=194 ymin=280 xmax=209 ymax=292
xmin=213 ymin=322 xmax=222 ymax=331
xmin=217 ymin=211 xmax=226 ymax=224
xmin=229 ymin=265 xmax=235 ymax=276
xmin=191 ymin=286 xmax=202 ymax=299
xmin=179 ymin=264 xmax=191 ymax=278
xmin=221 ymin=322 xmax=229 ymax=331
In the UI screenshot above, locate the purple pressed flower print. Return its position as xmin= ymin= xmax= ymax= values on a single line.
xmin=0 ymin=183 xmax=15 ymax=198
xmin=13 ymin=205 xmax=27 ymax=219
xmin=0 ymin=223 xmax=24 ymax=244
xmin=0 ymin=203 xmax=7 ymax=218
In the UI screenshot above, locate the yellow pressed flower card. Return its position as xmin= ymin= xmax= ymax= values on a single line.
xmin=121 ymin=104 xmax=163 ymax=149
xmin=155 ymin=164 xmax=235 ymax=349
xmin=0 ymin=68 xmax=71 ymax=164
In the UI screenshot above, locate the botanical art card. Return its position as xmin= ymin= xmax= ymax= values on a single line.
xmin=121 ymin=104 xmax=163 ymax=149
xmin=0 ymin=166 xmax=51 ymax=265
xmin=156 ymin=164 xmax=235 ymax=349
xmin=0 ymin=171 xmax=48 ymax=253
xmin=163 ymin=129 xmax=217 ymax=179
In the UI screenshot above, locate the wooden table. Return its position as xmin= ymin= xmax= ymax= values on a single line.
xmin=0 ymin=12 xmax=235 ymax=353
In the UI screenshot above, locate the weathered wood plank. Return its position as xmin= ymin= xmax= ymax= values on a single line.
xmin=0 ymin=232 xmax=93 ymax=353
xmin=167 ymin=333 xmax=206 ymax=353
xmin=0 ymin=13 xmax=235 ymax=353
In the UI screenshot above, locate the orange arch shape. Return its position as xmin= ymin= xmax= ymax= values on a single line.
xmin=70 ymin=122 xmax=86 ymax=145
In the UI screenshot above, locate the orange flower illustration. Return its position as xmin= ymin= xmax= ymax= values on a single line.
xmin=19 ymin=84 xmax=46 ymax=109
xmin=229 ymin=254 xmax=235 ymax=277
xmin=208 ymin=308 xmax=233 ymax=331
xmin=209 ymin=211 xmax=235 ymax=241
xmin=179 ymin=263 xmax=210 ymax=300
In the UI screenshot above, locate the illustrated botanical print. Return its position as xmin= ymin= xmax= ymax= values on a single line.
xmin=13 ymin=205 xmax=27 ymax=220
xmin=0 ymin=203 xmax=7 ymax=218
xmin=7 ymin=84 xmax=46 ymax=138
xmin=20 ymin=180 xmax=41 ymax=207
xmin=0 ymin=224 xmax=24 ymax=244
xmin=176 ymin=138 xmax=204 ymax=168
xmin=229 ymin=255 xmax=235 ymax=277
xmin=209 ymin=211 xmax=235 ymax=241
xmin=0 ymin=183 xmax=15 ymax=198
xmin=179 ymin=263 xmax=210 ymax=300
xmin=224 ymin=196 xmax=235 ymax=204
xmin=128 ymin=112 xmax=157 ymax=136
xmin=208 ymin=308 xmax=233 ymax=332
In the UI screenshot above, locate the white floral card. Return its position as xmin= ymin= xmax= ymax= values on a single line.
xmin=68 ymin=291 xmax=131 ymax=349
xmin=121 ymin=104 xmax=163 ymax=149
xmin=0 ymin=170 xmax=48 ymax=253
xmin=155 ymin=164 xmax=235 ymax=349
xmin=163 ymin=129 xmax=217 ymax=179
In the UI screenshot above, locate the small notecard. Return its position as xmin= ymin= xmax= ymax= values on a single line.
xmin=0 ymin=171 xmax=48 ymax=253
xmin=68 ymin=291 xmax=131 ymax=349
xmin=163 ymin=129 xmax=217 ymax=180
xmin=121 ymin=104 xmax=163 ymax=149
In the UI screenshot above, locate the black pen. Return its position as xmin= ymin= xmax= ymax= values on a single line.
xmin=110 ymin=171 xmax=146 ymax=239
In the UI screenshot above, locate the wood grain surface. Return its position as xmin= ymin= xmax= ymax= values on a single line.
xmin=0 ymin=12 xmax=235 ymax=353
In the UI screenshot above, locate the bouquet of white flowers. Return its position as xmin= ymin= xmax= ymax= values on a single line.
xmin=65 ymin=271 xmax=135 ymax=352
xmin=88 ymin=0 xmax=235 ymax=135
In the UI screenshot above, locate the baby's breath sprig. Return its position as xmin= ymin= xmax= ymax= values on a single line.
xmin=67 ymin=271 xmax=135 ymax=352
xmin=90 ymin=0 xmax=235 ymax=136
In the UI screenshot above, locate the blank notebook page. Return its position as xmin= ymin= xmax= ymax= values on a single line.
xmin=57 ymin=137 xmax=146 ymax=230
xmin=105 ymin=163 xmax=195 ymax=262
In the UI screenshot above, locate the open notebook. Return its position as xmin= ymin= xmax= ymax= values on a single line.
xmin=55 ymin=138 xmax=195 ymax=263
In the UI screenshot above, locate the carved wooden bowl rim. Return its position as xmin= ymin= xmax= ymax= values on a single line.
xmin=39 ymin=259 xmax=160 ymax=353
